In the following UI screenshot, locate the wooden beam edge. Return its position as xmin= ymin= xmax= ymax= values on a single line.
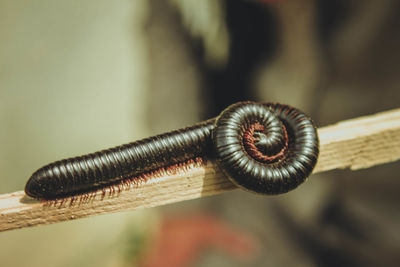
xmin=1 ymin=108 xmax=400 ymax=232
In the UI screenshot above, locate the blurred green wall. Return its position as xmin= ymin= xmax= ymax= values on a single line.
xmin=0 ymin=1 xmax=153 ymax=266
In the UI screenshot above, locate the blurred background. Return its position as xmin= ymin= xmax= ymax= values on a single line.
xmin=1 ymin=0 xmax=399 ymax=266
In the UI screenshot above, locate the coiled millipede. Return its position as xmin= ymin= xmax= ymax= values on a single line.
xmin=25 ymin=102 xmax=319 ymax=199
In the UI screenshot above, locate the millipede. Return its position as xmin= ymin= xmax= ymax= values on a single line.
xmin=25 ymin=101 xmax=319 ymax=200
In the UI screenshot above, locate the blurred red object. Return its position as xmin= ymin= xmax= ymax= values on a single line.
xmin=139 ymin=214 xmax=259 ymax=267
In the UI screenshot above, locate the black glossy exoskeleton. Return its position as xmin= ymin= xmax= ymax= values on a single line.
xmin=25 ymin=102 xmax=319 ymax=199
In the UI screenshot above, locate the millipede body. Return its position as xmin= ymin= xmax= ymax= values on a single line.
xmin=25 ymin=102 xmax=319 ymax=199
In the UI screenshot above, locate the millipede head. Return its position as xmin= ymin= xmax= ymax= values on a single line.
xmin=213 ymin=101 xmax=319 ymax=195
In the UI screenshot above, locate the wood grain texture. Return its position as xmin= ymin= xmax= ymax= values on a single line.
xmin=1 ymin=108 xmax=400 ymax=232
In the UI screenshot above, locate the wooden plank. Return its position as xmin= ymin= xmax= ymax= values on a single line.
xmin=1 ymin=108 xmax=400 ymax=232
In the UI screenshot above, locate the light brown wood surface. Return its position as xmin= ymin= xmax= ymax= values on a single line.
xmin=1 ymin=108 xmax=400 ymax=232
